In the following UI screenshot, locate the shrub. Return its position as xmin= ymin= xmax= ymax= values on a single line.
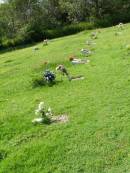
xmin=43 ymin=22 xmax=94 ymax=39
xmin=0 ymin=22 xmax=95 ymax=50
xmin=95 ymin=16 xmax=113 ymax=27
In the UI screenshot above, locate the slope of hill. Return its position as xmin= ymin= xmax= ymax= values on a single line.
xmin=0 ymin=24 xmax=130 ymax=173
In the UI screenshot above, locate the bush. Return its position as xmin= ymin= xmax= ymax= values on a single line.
xmin=23 ymin=30 xmax=43 ymax=43
xmin=0 ymin=22 xmax=95 ymax=50
xmin=43 ymin=22 xmax=94 ymax=39
xmin=95 ymin=16 xmax=114 ymax=27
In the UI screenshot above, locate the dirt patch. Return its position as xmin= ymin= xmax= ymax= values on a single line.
xmin=32 ymin=115 xmax=69 ymax=125
xmin=51 ymin=115 xmax=69 ymax=123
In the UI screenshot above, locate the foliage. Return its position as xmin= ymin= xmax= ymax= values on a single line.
xmin=44 ymin=22 xmax=94 ymax=39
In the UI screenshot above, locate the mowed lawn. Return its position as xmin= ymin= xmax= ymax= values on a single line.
xmin=0 ymin=24 xmax=130 ymax=173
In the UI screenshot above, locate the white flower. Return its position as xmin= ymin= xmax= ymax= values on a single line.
xmin=38 ymin=102 xmax=44 ymax=110
xmin=45 ymin=112 xmax=49 ymax=116
xmin=32 ymin=118 xmax=44 ymax=124
xmin=48 ymin=107 xmax=52 ymax=112
xmin=46 ymin=77 xmax=49 ymax=81
xmin=46 ymin=107 xmax=52 ymax=116
xmin=35 ymin=109 xmax=40 ymax=115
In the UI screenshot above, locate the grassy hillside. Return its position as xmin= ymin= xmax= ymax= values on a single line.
xmin=0 ymin=24 xmax=130 ymax=173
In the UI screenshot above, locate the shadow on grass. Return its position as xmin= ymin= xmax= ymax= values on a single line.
xmin=4 ymin=59 xmax=14 ymax=63
xmin=0 ymin=42 xmax=37 ymax=55
xmin=32 ymin=78 xmax=63 ymax=88
xmin=0 ymin=150 xmax=8 ymax=162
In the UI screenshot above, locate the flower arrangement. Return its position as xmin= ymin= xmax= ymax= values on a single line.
xmin=43 ymin=70 xmax=56 ymax=84
xmin=90 ymin=32 xmax=98 ymax=39
xmin=32 ymin=102 xmax=52 ymax=124
xmin=81 ymin=48 xmax=91 ymax=56
xmin=117 ymin=23 xmax=124 ymax=30
xmin=56 ymin=65 xmax=71 ymax=81
xmin=43 ymin=39 xmax=48 ymax=46
xmin=56 ymin=65 xmax=68 ymax=75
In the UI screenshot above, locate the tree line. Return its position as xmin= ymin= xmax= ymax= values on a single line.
xmin=0 ymin=0 xmax=130 ymax=48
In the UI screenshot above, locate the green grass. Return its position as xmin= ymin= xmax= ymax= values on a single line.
xmin=0 ymin=24 xmax=130 ymax=173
